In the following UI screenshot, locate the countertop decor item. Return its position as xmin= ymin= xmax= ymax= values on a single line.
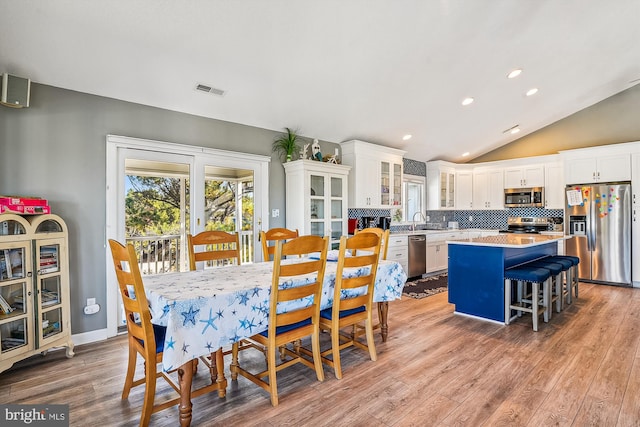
xmin=272 ymin=127 xmax=301 ymax=162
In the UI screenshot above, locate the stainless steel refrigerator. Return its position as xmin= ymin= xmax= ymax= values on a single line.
xmin=565 ymin=183 xmax=631 ymax=286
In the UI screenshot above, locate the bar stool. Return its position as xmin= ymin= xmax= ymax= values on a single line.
xmin=550 ymin=255 xmax=580 ymax=304
xmin=525 ymin=259 xmax=564 ymax=317
xmin=504 ymin=266 xmax=552 ymax=332
xmin=543 ymin=256 xmax=574 ymax=306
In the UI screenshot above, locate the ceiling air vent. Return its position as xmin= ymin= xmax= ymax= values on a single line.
xmin=196 ymin=83 xmax=226 ymax=96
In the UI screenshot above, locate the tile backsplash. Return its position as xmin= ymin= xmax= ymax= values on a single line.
xmin=349 ymin=207 xmax=564 ymax=232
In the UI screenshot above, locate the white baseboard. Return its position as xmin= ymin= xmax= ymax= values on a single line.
xmin=71 ymin=328 xmax=109 ymax=346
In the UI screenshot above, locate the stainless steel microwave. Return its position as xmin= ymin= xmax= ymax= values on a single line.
xmin=504 ymin=187 xmax=544 ymax=208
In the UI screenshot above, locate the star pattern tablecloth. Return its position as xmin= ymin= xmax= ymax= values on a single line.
xmin=143 ymin=259 xmax=407 ymax=371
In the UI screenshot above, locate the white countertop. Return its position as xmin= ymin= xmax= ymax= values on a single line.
xmin=390 ymin=228 xmax=496 ymax=236
xmin=447 ymin=234 xmax=571 ymax=248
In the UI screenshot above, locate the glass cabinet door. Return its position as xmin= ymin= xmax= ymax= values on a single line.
xmin=0 ymin=241 xmax=33 ymax=358
xmin=380 ymin=161 xmax=390 ymax=206
xmin=310 ymin=174 xmax=326 ymax=238
xmin=393 ymin=163 xmax=402 ymax=206
xmin=330 ymin=176 xmax=345 ymax=248
xmin=448 ymin=173 xmax=455 ymax=207
xmin=440 ymin=172 xmax=447 ymax=208
xmin=34 ymin=238 xmax=66 ymax=346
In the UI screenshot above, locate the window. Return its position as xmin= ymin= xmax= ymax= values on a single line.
xmin=402 ymin=176 xmax=425 ymax=222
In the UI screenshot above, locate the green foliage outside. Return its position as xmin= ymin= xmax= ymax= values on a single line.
xmin=125 ymin=176 xmax=253 ymax=237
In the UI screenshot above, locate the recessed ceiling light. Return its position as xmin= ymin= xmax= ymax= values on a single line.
xmin=507 ymin=69 xmax=522 ymax=79
xmin=526 ymin=88 xmax=538 ymax=96
xmin=510 ymin=126 xmax=521 ymax=134
xmin=462 ymin=97 xmax=474 ymax=106
xmin=462 ymin=152 xmax=470 ymax=157
xmin=402 ymin=134 xmax=412 ymax=141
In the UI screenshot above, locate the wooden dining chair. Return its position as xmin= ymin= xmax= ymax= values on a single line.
xmin=353 ymin=227 xmax=388 ymax=339
xmin=186 ymin=230 xmax=241 ymax=378
xmin=187 ymin=230 xmax=241 ymax=270
xmin=318 ymin=231 xmax=381 ymax=379
xmin=230 ymin=235 xmax=328 ymax=406
xmin=355 ymin=227 xmax=389 ymax=260
xmin=260 ymin=227 xmax=299 ymax=261
xmin=108 ymin=239 xmax=226 ymax=427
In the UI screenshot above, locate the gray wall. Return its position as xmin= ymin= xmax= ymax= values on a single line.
xmin=0 ymin=83 xmax=338 ymax=335
xmin=472 ymin=83 xmax=640 ymax=162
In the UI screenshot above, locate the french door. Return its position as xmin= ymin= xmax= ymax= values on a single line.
xmin=106 ymin=135 xmax=270 ymax=337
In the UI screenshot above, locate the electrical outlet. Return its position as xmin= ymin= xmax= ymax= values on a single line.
xmin=426 ymin=215 xmax=430 ymax=222
xmin=442 ymin=215 xmax=446 ymax=221
xmin=469 ymin=215 xmax=473 ymax=222
xmin=271 ymin=209 xmax=279 ymax=218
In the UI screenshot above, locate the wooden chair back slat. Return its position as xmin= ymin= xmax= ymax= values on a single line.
xmin=260 ymin=228 xmax=299 ymax=261
xmin=187 ymin=231 xmax=241 ymax=270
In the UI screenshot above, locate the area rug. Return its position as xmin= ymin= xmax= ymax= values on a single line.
xmin=403 ymin=273 xmax=448 ymax=299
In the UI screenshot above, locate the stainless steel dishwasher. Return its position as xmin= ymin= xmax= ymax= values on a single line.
xmin=408 ymin=235 xmax=426 ymax=278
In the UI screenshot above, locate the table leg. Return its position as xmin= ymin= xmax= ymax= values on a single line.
xmin=215 ymin=348 xmax=227 ymax=398
xmin=377 ymin=302 xmax=389 ymax=342
xmin=177 ymin=359 xmax=195 ymax=427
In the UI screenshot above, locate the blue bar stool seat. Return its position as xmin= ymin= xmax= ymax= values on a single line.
xmin=550 ymin=255 xmax=580 ymax=304
xmin=543 ymin=256 xmax=574 ymax=306
xmin=525 ymin=260 xmax=564 ymax=317
xmin=504 ymin=266 xmax=551 ymax=332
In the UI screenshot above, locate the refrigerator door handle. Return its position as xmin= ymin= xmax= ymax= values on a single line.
xmin=587 ymin=189 xmax=596 ymax=252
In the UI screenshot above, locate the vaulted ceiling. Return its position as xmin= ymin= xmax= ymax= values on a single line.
xmin=1 ymin=0 xmax=639 ymax=162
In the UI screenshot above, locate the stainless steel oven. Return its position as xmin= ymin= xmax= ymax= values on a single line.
xmin=504 ymin=187 xmax=544 ymax=208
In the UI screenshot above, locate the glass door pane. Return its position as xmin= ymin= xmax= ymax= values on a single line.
xmin=311 ymin=175 xmax=325 ymax=197
xmin=381 ymin=162 xmax=390 ymax=205
xmin=440 ymin=172 xmax=447 ymax=208
xmin=125 ymin=159 xmax=190 ymax=274
xmin=393 ymin=163 xmax=402 ymax=206
xmin=330 ymin=177 xmax=342 ymax=198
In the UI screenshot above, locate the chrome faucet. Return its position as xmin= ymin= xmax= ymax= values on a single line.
xmin=411 ymin=211 xmax=426 ymax=232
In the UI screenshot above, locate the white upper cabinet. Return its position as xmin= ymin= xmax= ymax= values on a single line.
xmin=473 ymin=167 xmax=504 ymax=210
xmin=564 ymin=153 xmax=631 ymax=184
xmin=341 ymin=140 xmax=405 ymax=209
xmin=455 ymin=169 xmax=473 ymax=209
xmin=426 ymin=161 xmax=457 ymax=210
xmin=544 ymin=162 xmax=565 ymax=209
xmin=504 ymin=164 xmax=545 ymax=188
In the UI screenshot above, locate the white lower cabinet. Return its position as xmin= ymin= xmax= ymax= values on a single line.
xmin=426 ymin=231 xmax=467 ymax=273
xmin=386 ymin=234 xmax=408 ymax=275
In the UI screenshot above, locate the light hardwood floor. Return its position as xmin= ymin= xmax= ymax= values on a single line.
xmin=2 ymin=282 xmax=640 ymax=426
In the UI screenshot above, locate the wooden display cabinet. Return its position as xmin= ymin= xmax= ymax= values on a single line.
xmin=0 ymin=213 xmax=74 ymax=373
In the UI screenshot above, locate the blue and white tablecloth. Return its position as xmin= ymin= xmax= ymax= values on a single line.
xmin=144 ymin=259 xmax=407 ymax=372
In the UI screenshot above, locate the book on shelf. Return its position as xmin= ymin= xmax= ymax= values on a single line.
xmin=0 ymin=294 xmax=14 ymax=314
xmin=41 ymin=290 xmax=59 ymax=306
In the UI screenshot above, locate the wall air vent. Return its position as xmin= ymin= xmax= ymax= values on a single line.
xmin=195 ymin=83 xmax=225 ymax=97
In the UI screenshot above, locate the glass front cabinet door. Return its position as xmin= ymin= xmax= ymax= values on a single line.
xmin=34 ymin=238 xmax=67 ymax=346
xmin=0 ymin=215 xmax=34 ymax=365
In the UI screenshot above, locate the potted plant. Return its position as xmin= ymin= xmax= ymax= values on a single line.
xmin=272 ymin=127 xmax=300 ymax=162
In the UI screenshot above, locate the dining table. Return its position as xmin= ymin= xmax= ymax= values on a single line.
xmin=143 ymin=257 xmax=407 ymax=426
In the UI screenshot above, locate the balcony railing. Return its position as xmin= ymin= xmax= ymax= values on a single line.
xmin=127 ymin=230 xmax=255 ymax=275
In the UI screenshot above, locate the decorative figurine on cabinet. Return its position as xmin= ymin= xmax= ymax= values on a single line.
xmin=312 ymin=139 xmax=322 ymax=161
xmin=300 ymin=143 xmax=310 ymax=160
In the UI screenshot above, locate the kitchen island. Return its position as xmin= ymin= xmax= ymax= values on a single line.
xmin=447 ymin=234 xmax=570 ymax=323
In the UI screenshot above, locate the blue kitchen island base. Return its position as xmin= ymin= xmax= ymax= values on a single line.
xmin=447 ymin=238 xmax=558 ymax=323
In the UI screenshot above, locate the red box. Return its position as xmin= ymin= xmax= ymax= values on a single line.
xmin=0 ymin=196 xmax=48 ymax=206
xmin=0 ymin=204 xmax=51 ymax=214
